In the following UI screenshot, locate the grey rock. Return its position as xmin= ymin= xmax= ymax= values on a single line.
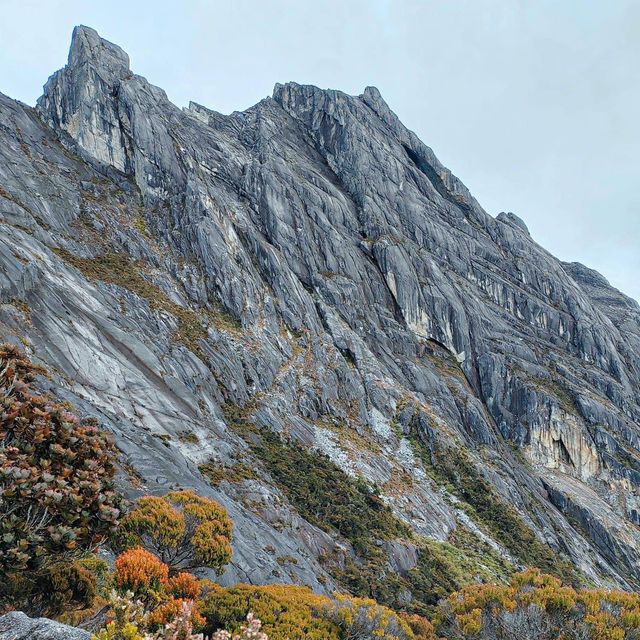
xmin=1 ymin=24 xmax=640 ymax=601
xmin=0 ymin=612 xmax=90 ymax=640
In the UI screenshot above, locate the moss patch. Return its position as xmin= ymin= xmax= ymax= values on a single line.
xmin=199 ymin=461 xmax=258 ymax=487
xmin=176 ymin=430 xmax=200 ymax=444
xmin=409 ymin=425 xmax=579 ymax=585
xmin=133 ymin=213 xmax=148 ymax=236
xmin=54 ymin=249 xmax=239 ymax=354
xmin=55 ymin=249 xmax=206 ymax=352
xmin=252 ymin=428 xmax=408 ymax=549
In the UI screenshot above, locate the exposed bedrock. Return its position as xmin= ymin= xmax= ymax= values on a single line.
xmin=0 ymin=25 xmax=639 ymax=595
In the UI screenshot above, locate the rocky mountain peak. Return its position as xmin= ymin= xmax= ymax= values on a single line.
xmin=67 ymin=24 xmax=130 ymax=76
xmin=1 ymin=25 xmax=640 ymax=606
xmin=495 ymin=211 xmax=530 ymax=234
xmin=37 ymin=26 xmax=136 ymax=172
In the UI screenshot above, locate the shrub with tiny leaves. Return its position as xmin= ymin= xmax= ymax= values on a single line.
xmin=92 ymin=590 xmax=147 ymax=640
xmin=211 ymin=613 xmax=267 ymax=640
xmin=0 ymin=343 xmax=122 ymax=614
xmin=147 ymin=598 xmax=205 ymax=632
xmin=167 ymin=573 xmax=202 ymax=600
xmin=433 ymin=568 xmax=640 ymax=639
xmin=115 ymin=547 xmax=169 ymax=600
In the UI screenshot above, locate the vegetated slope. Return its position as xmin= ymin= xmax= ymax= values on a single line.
xmin=1 ymin=25 xmax=640 ymax=609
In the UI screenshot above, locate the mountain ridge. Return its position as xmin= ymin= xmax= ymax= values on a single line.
xmin=1 ymin=25 xmax=640 ymax=609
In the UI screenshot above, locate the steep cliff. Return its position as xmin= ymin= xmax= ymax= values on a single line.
xmin=1 ymin=26 xmax=639 ymax=607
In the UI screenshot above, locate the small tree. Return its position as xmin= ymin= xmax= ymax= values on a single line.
xmin=0 ymin=343 xmax=122 ymax=613
xmin=115 ymin=490 xmax=232 ymax=575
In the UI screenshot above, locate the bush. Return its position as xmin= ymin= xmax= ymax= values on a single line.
xmin=115 ymin=490 xmax=232 ymax=575
xmin=200 ymin=584 xmax=337 ymax=640
xmin=211 ymin=613 xmax=268 ymax=640
xmin=115 ymin=547 xmax=169 ymax=601
xmin=0 ymin=343 xmax=122 ymax=614
xmin=400 ymin=613 xmax=437 ymax=640
xmin=37 ymin=562 xmax=97 ymax=616
xmin=3 ymin=561 xmax=97 ymax=618
xmin=200 ymin=583 xmax=424 ymax=640
xmin=322 ymin=594 xmax=416 ymax=640
xmin=93 ymin=585 xmax=211 ymax=640
xmin=433 ymin=568 xmax=640 ymax=639
xmin=146 ymin=597 xmax=205 ymax=631
xmin=105 ymin=549 xmax=210 ymax=638
xmin=92 ymin=590 xmax=147 ymax=640
xmin=152 ymin=599 xmax=207 ymax=640
xmin=80 ymin=555 xmax=115 ymax=596
xmin=166 ymin=573 xmax=202 ymax=600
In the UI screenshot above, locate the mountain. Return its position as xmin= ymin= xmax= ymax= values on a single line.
xmin=1 ymin=25 xmax=640 ymax=607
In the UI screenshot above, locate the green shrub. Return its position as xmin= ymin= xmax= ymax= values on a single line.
xmin=0 ymin=343 xmax=122 ymax=614
xmin=251 ymin=428 xmax=408 ymax=552
xmin=33 ymin=563 xmax=96 ymax=617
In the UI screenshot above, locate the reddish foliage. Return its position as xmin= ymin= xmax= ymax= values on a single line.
xmin=166 ymin=572 xmax=202 ymax=600
xmin=147 ymin=597 xmax=205 ymax=631
xmin=114 ymin=547 xmax=169 ymax=597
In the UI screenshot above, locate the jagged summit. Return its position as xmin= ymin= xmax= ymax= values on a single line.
xmin=2 ymin=25 xmax=640 ymax=600
xmin=37 ymin=26 xmax=133 ymax=171
xmin=68 ymin=25 xmax=130 ymax=74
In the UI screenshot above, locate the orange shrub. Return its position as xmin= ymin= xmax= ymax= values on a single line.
xmin=400 ymin=613 xmax=437 ymax=640
xmin=114 ymin=547 xmax=169 ymax=598
xmin=167 ymin=572 xmax=202 ymax=600
xmin=147 ymin=597 xmax=205 ymax=631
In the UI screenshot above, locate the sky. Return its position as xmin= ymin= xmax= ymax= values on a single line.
xmin=1 ymin=0 xmax=638 ymax=301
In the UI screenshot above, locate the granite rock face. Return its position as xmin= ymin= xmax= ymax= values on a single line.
xmin=0 ymin=612 xmax=90 ymax=640
xmin=2 ymin=26 xmax=640 ymax=597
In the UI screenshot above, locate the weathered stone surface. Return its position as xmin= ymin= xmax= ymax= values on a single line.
xmin=1 ymin=25 xmax=640 ymax=598
xmin=0 ymin=612 xmax=90 ymax=640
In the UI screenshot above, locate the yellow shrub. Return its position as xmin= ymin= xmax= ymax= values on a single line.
xmin=200 ymin=584 xmax=416 ymax=640
xmin=115 ymin=490 xmax=232 ymax=575
xmin=435 ymin=569 xmax=640 ymax=640
xmin=200 ymin=584 xmax=338 ymax=640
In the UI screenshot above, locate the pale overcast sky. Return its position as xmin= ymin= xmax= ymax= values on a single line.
xmin=1 ymin=0 xmax=638 ymax=301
